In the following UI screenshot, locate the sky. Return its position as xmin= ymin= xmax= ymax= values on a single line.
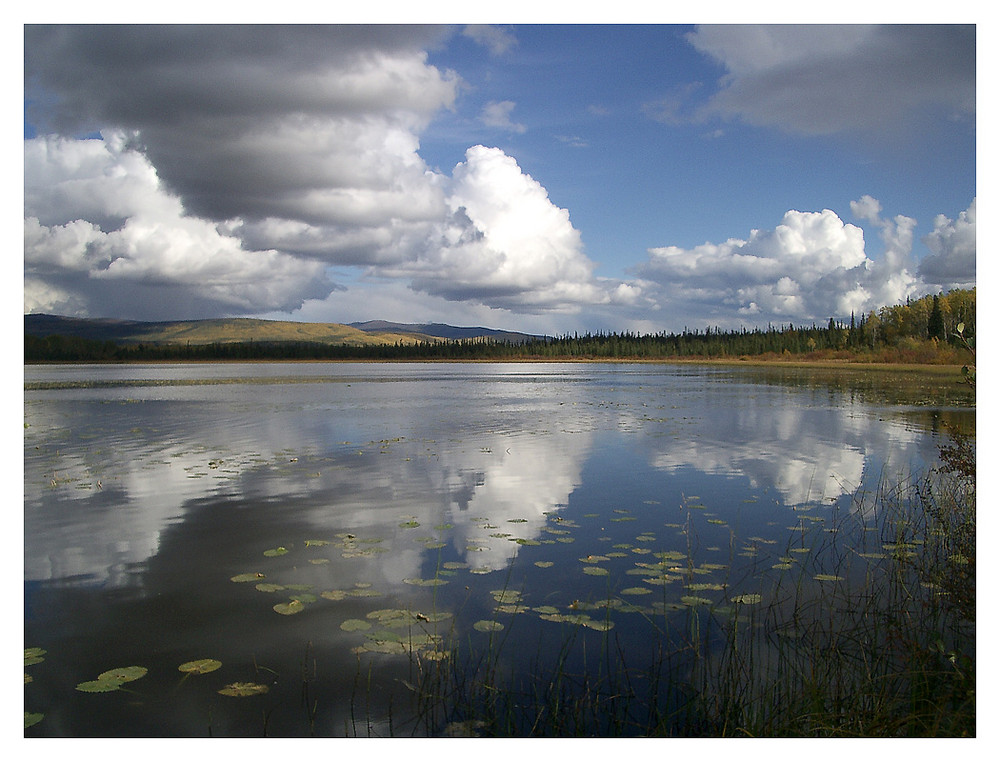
xmin=22 ymin=21 xmax=978 ymax=335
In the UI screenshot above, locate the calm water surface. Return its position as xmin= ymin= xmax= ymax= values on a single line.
xmin=23 ymin=362 xmax=973 ymax=736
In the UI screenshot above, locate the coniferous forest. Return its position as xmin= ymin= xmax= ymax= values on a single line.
xmin=24 ymin=288 xmax=975 ymax=365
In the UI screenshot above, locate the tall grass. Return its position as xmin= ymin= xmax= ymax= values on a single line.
xmin=391 ymin=441 xmax=975 ymax=737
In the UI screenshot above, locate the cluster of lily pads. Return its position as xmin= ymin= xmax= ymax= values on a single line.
xmin=24 ymin=648 xmax=46 ymax=729
xmin=23 ymin=645 xmax=275 ymax=730
xmin=222 ymin=502 xmax=850 ymax=665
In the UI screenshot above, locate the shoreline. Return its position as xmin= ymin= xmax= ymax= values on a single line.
xmin=24 ymin=356 xmax=969 ymax=377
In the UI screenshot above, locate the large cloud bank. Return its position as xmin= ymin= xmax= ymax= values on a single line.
xmin=687 ymin=24 xmax=975 ymax=136
xmin=636 ymin=196 xmax=976 ymax=327
xmin=24 ymin=25 xmax=974 ymax=329
xmin=24 ymin=25 xmax=636 ymax=321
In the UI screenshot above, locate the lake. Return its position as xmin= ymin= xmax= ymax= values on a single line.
xmin=23 ymin=362 xmax=974 ymax=736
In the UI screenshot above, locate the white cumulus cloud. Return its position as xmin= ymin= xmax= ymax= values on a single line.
xmin=639 ymin=208 xmax=872 ymax=323
xmin=24 ymin=134 xmax=332 ymax=319
xmin=385 ymin=145 xmax=636 ymax=313
xmin=918 ymin=199 xmax=976 ymax=289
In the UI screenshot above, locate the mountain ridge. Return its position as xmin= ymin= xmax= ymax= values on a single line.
xmin=24 ymin=314 xmax=541 ymax=347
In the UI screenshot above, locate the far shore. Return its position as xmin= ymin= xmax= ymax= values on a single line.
xmin=24 ymin=356 xmax=970 ymax=377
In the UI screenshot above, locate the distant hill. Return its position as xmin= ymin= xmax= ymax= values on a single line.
xmin=350 ymin=320 xmax=538 ymax=344
xmin=24 ymin=314 xmax=539 ymax=347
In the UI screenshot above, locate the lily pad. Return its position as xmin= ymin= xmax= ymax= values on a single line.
xmin=399 ymin=520 xmax=420 ymax=528
xmin=24 ymin=712 xmax=44 ymax=728
xmin=582 ymin=566 xmax=609 ymax=576
xmin=76 ymin=679 xmax=124 ymax=693
xmin=403 ymin=577 xmax=448 ymax=587
xmin=304 ymin=539 xmax=331 ymax=547
xmin=98 ymin=666 xmax=147 ymax=683
xmin=263 ymin=546 xmax=289 ymax=557
xmin=273 ymin=600 xmax=306 ymax=615
xmin=231 ymin=572 xmax=266 ymax=583
xmin=473 ymin=620 xmax=504 ymax=632
xmin=178 ymin=659 xmax=222 ymax=675
xmin=813 ymin=574 xmax=843 ymax=582
xmin=621 ymin=587 xmax=652 ymax=595
xmin=218 ymin=682 xmax=269 ymax=697
xmin=731 ymin=594 xmax=762 ymax=605
xmin=491 ymin=590 xmax=522 ymax=604
xmin=340 ymin=619 xmax=372 ymax=632
xmin=680 ymin=596 xmax=713 ymax=607
xmin=534 ymin=561 xmax=554 ymax=568
xmin=255 ymin=582 xmax=286 ymax=593
xmin=24 ymin=648 xmax=46 ymax=666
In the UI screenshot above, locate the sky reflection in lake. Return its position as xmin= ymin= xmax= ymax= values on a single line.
xmin=23 ymin=362 xmax=971 ymax=736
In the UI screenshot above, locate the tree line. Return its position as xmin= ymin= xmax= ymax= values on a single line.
xmin=24 ymin=288 xmax=975 ymax=364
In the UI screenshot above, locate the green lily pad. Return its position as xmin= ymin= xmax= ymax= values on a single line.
xmin=403 ymin=577 xmax=448 ymax=587
xmin=341 ymin=619 xmax=372 ymax=632
xmin=534 ymin=561 xmax=554 ymax=568
xmin=24 ymin=712 xmax=44 ymax=728
xmin=273 ymin=600 xmax=306 ymax=615
xmin=178 ymin=659 xmax=222 ymax=675
xmin=231 ymin=572 xmax=266 ymax=583
xmin=473 ymin=620 xmax=504 ymax=632
xmin=218 ymin=682 xmax=269 ymax=697
xmin=581 ymin=618 xmax=615 ymax=631
xmin=263 ymin=546 xmax=289 ymax=557
xmin=582 ymin=566 xmax=609 ymax=576
xmin=399 ymin=520 xmax=420 ymax=528
xmin=533 ymin=606 xmax=561 ymax=615
xmin=24 ymin=647 xmax=46 ymax=666
xmin=320 ymin=589 xmax=346 ymax=600
xmin=255 ymin=582 xmax=286 ymax=593
xmin=304 ymin=539 xmax=331 ymax=547
xmin=731 ymin=594 xmax=762 ymax=605
xmin=813 ymin=574 xmax=843 ymax=582
xmin=76 ymin=679 xmax=123 ymax=693
xmin=621 ymin=587 xmax=652 ymax=595
xmin=491 ymin=590 xmax=522 ymax=604
xmin=680 ymin=596 xmax=713 ymax=606
xmin=98 ymin=666 xmax=147 ymax=684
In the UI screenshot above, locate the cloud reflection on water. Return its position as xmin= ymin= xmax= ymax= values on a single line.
xmin=24 ymin=364 xmax=954 ymax=589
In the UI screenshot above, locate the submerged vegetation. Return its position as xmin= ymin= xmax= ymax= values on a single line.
xmin=25 ymin=289 xmax=974 ymax=365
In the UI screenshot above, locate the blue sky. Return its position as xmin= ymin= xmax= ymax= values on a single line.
xmin=23 ymin=22 xmax=977 ymax=335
